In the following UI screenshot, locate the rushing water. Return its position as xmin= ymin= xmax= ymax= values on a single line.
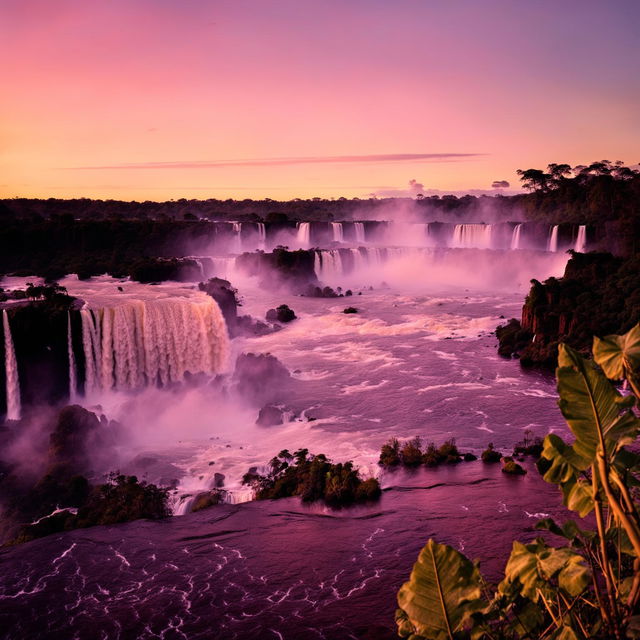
xmin=0 ymin=250 xmax=577 ymax=639
xmin=1 ymin=284 xmax=573 ymax=638
xmin=2 ymin=309 xmax=21 ymax=421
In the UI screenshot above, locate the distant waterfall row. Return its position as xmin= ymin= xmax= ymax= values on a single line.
xmin=1 ymin=297 xmax=229 ymax=419
xmin=188 ymin=220 xmax=591 ymax=255
xmin=293 ymin=221 xmax=589 ymax=252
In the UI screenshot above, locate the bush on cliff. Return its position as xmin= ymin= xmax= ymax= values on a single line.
xmin=497 ymin=251 xmax=640 ymax=367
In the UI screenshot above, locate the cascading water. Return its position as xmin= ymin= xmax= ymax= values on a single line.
xmin=296 ymin=222 xmax=310 ymax=247
xmin=315 ymin=250 xmax=343 ymax=282
xmin=257 ymin=222 xmax=266 ymax=249
xmin=451 ymin=224 xmax=493 ymax=249
xmin=331 ymin=222 xmax=344 ymax=242
xmin=2 ymin=310 xmax=21 ymax=421
xmin=350 ymin=248 xmax=368 ymax=272
xmin=232 ymin=222 xmax=242 ymax=254
xmin=510 ymin=224 xmax=522 ymax=250
xmin=67 ymin=312 xmax=78 ymax=402
xmin=209 ymin=257 xmax=235 ymax=279
xmin=80 ymin=297 xmax=228 ymax=395
xmin=354 ymin=222 xmax=366 ymax=244
xmin=574 ymin=225 xmax=587 ymax=253
xmin=548 ymin=225 xmax=559 ymax=252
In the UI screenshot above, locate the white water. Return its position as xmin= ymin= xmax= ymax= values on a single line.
xmin=331 ymin=222 xmax=344 ymax=243
xmin=548 ymin=225 xmax=559 ymax=252
xmin=574 ymin=225 xmax=587 ymax=252
xmin=315 ymin=250 xmax=343 ymax=283
xmin=451 ymin=224 xmax=492 ymax=249
xmin=296 ymin=222 xmax=310 ymax=248
xmin=354 ymin=222 xmax=366 ymax=244
xmin=232 ymin=222 xmax=242 ymax=254
xmin=313 ymin=246 xmax=568 ymax=291
xmin=510 ymin=224 xmax=522 ymax=250
xmin=257 ymin=222 xmax=266 ymax=249
xmin=80 ymin=297 xmax=229 ymax=394
xmin=67 ymin=312 xmax=78 ymax=402
xmin=2 ymin=310 xmax=21 ymax=420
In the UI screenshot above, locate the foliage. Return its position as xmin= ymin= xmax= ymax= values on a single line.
xmin=481 ymin=443 xmax=502 ymax=463
xmin=13 ymin=473 xmax=170 ymax=544
xmin=242 ymin=448 xmax=381 ymax=507
xmin=396 ymin=324 xmax=640 ymax=639
xmin=379 ymin=438 xmax=464 ymax=469
xmin=497 ymin=251 xmax=640 ymax=367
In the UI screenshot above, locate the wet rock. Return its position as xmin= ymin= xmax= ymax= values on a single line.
xmin=343 ymin=307 xmax=358 ymax=314
xmin=232 ymin=353 xmax=291 ymax=405
xmin=265 ymin=304 xmax=296 ymax=323
xmin=501 ymin=457 xmax=527 ymax=475
xmin=191 ymin=490 xmax=226 ymax=512
xmin=198 ymin=278 xmax=239 ymax=333
xmin=256 ymin=404 xmax=284 ymax=426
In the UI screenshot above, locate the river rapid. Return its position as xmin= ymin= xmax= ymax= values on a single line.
xmin=0 ymin=252 xmax=577 ymax=639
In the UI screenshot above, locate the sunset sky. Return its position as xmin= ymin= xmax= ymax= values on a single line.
xmin=1 ymin=0 xmax=638 ymax=201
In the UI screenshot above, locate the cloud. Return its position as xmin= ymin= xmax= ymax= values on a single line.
xmin=64 ymin=153 xmax=484 ymax=170
xmin=491 ymin=180 xmax=510 ymax=189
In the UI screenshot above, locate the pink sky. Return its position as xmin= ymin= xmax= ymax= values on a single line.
xmin=1 ymin=0 xmax=638 ymax=200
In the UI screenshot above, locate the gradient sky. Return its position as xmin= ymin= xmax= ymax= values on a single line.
xmin=1 ymin=0 xmax=638 ymax=200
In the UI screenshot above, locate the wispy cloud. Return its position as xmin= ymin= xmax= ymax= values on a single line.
xmin=64 ymin=153 xmax=484 ymax=170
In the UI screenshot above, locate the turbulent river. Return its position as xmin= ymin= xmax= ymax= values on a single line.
xmin=0 ymin=252 xmax=574 ymax=639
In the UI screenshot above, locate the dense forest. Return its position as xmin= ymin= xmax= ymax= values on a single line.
xmin=2 ymin=159 xmax=638 ymax=229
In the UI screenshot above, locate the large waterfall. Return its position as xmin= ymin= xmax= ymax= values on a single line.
xmin=80 ymin=297 xmax=228 ymax=394
xmin=331 ymin=222 xmax=344 ymax=242
xmin=296 ymin=222 xmax=310 ymax=247
xmin=2 ymin=310 xmax=21 ymax=420
xmin=451 ymin=224 xmax=492 ymax=249
xmin=354 ymin=222 xmax=366 ymax=244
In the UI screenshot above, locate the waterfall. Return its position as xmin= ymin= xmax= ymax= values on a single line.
xmin=315 ymin=250 xmax=343 ymax=282
xmin=2 ymin=310 xmax=21 ymax=420
xmin=451 ymin=224 xmax=492 ymax=249
xmin=574 ymin=225 xmax=587 ymax=253
xmin=232 ymin=222 xmax=242 ymax=254
xmin=350 ymin=248 xmax=368 ymax=272
xmin=331 ymin=222 xmax=344 ymax=242
xmin=257 ymin=222 xmax=266 ymax=249
xmin=296 ymin=222 xmax=310 ymax=247
xmin=80 ymin=297 xmax=228 ymax=394
xmin=210 ymin=257 xmax=235 ymax=280
xmin=67 ymin=312 xmax=77 ymax=401
xmin=548 ymin=225 xmax=559 ymax=252
xmin=354 ymin=222 xmax=365 ymax=244
xmin=510 ymin=224 xmax=522 ymax=250
xmin=314 ymin=251 xmax=322 ymax=280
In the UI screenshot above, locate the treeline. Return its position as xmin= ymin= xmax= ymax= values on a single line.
xmin=1 ymin=161 xmax=637 ymax=231
xmin=0 ymin=217 xmax=219 ymax=280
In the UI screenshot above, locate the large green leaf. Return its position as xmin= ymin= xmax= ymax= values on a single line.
xmin=593 ymin=323 xmax=640 ymax=380
xmin=557 ymin=344 xmax=640 ymax=462
xmin=499 ymin=540 xmax=590 ymax=601
xmin=397 ymin=539 xmax=484 ymax=640
xmin=537 ymin=434 xmax=594 ymax=516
